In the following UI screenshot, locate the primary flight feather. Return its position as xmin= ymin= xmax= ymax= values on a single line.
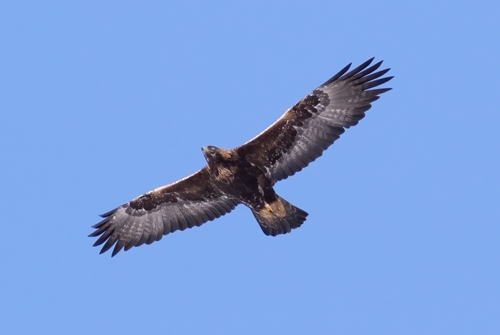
xmin=89 ymin=58 xmax=393 ymax=256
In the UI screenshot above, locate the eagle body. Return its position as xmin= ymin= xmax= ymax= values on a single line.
xmin=203 ymin=146 xmax=269 ymax=206
xmin=90 ymin=58 xmax=393 ymax=256
xmin=202 ymin=145 xmax=307 ymax=235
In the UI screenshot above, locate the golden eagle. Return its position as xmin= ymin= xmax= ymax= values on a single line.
xmin=90 ymin=58 xmax=393 ymax=256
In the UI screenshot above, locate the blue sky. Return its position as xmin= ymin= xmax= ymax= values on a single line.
xmin=1 ymin=1 xmax=499 ymax=334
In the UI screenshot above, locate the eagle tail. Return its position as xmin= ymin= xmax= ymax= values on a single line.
xmin=251 ymin=195 xmax=308 ymax=236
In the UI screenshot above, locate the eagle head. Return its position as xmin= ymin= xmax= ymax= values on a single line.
xmin=201 ymin=145 xmax=219 ymax=162
xmin=202 ymin=146 xmax=236 ymax=164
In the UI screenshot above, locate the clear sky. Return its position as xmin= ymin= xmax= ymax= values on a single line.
xmin=1 ymin=1 xmax=499 ymax=334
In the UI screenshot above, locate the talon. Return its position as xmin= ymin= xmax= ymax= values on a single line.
xmin=264 ymin=204 xmax=273 ymax=212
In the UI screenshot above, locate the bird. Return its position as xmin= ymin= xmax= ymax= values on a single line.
xmin=89 ymin=58 xmax=393 ymax=256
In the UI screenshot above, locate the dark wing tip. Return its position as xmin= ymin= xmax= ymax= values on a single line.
xmin=89 ymin=206 xmax=124 ymax=256
xmin=321 ymin=57 xmax=388 ymax=87
xmin=321 ymin=62 xmax=352 ymax=85
xmin=339 ymin=60 xmax=393 ymax=95
xmin=382 ymin=75 xmax=394 ymax=84
xmin=337 ymin=57 xmax=376 ymax=81
xmin=111 ymin=242 xmax=125 ymax=257
xmin=368 ymin=87 xmax=393 ymax=96
xmin=99 ymin=208 xmax=117 ymax=218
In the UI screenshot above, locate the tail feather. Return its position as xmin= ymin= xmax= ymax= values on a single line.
xmin=251 ymin=196 xmax=308 ymax=236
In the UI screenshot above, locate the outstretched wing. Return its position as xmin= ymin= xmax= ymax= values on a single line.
xmin=237 ymin=58 xmax=393 ymax=184
xmin=89 ymin=167 xmax=239 ymax=256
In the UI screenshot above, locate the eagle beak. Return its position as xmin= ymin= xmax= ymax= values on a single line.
xmin=201 ymin=147 xmax=211 ymax=159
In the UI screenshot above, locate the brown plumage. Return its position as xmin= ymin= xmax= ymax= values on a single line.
xmin=89 ymin=58 xmax=393 ymax=256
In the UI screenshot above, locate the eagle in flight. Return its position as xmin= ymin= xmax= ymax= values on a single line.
xmin=90 ymin=58 xmax=393 ymax=256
